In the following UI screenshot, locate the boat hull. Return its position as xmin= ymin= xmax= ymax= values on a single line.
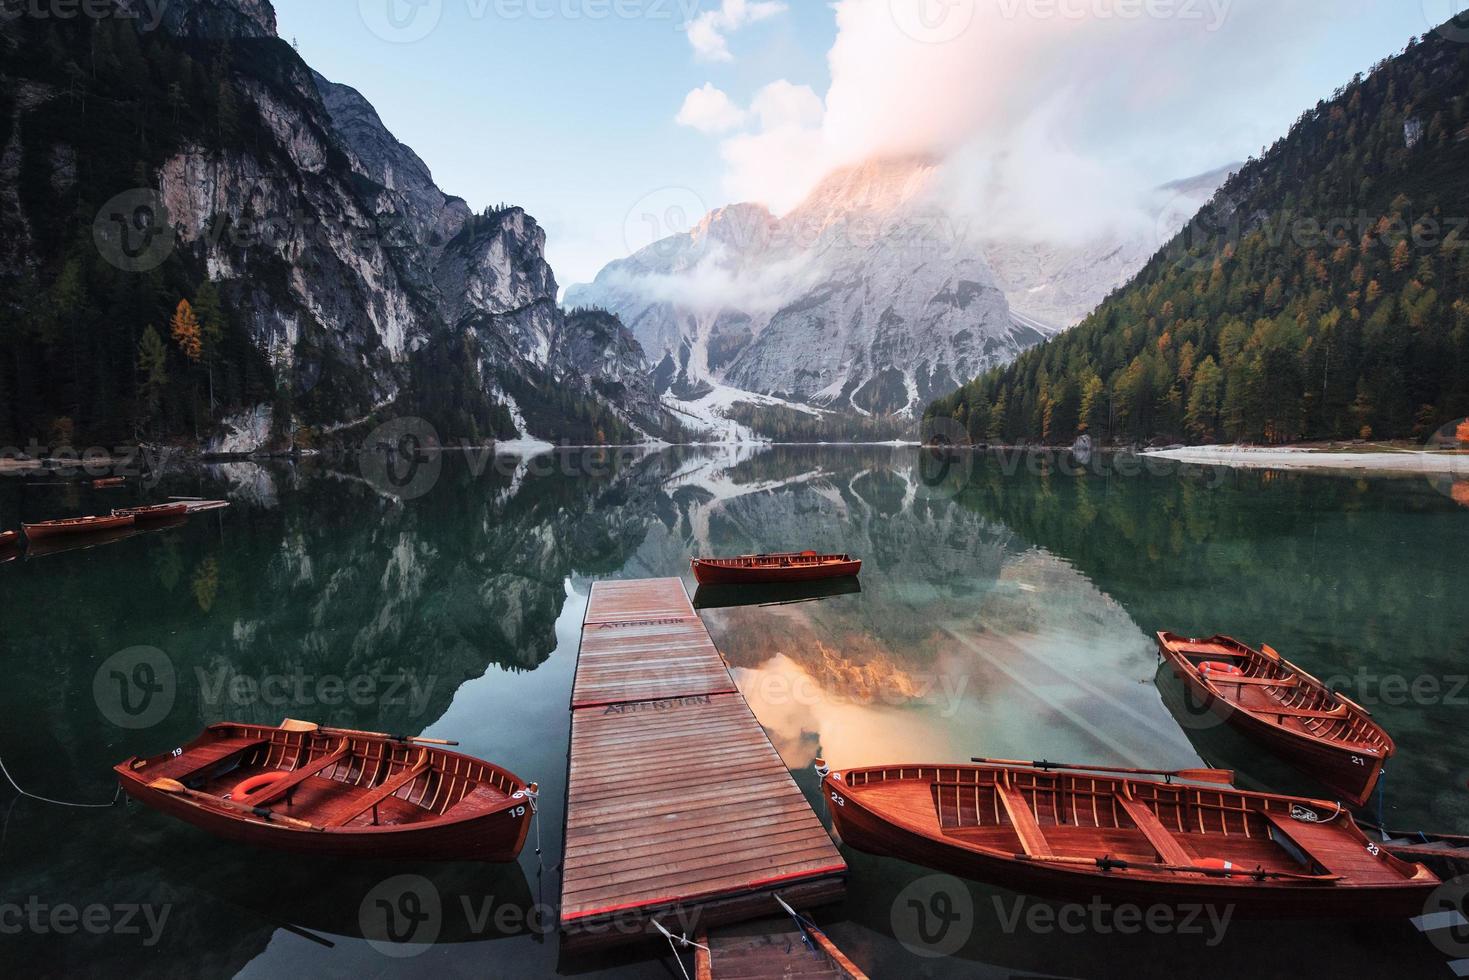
xmin=116 ymin=723 xmax=534 ymax=863
xmin=117 ymin=777 xmax=530 ymax=861
xmin=1156 ymin=634 xmax=1390 ymax=807
xmin=22 ymin=514 xmax=135 ymax=540
xmin=0 ymin=530 xmax=17 ymax=549
xmin=821 ymin=765 xmax=1437 ymax=918
xmin=691 ymin=555 xmax=861 ymax=586
xmin=113 ymin=504 xmax=191 ymax=523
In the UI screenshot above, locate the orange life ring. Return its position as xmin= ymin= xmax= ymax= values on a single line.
xmin=230 ymin=771 xmax=291 ymax=800
xmin=1199 ymin=661 xmax=1243 ymax=677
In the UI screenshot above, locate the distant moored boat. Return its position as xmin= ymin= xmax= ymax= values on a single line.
xmin=691 ymin=552 xmax=861 ymax=586
xmin=112 ymin=503 xmax=191 ymax=523
xmin=22 ymin=513 xmax=135 ymax=540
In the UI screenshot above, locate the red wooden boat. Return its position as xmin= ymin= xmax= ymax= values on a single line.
xmin=112 ymin=503 xmax=191 ymax=523
xmin=116 ymin=720 xmax=536 ymax=862
xmin=1156 ymin=632 xmax=1392 ymax=807
xmin=820 ymin=759 xmax=1438 ymax=917
xmin=691 ymin=552 xmax=861 ymax=586
xmin=22 ymin=513 xmax=135 ymax=541
xmin=93 ymin=476 xmax=126 ymax=488
xmin=695 ymin=919 xmax=869 ymax=979
xmin=0 ymin=530 xmax=18 ymax=549
xmin=1362 ymin=823 xmax=1469 ymax=880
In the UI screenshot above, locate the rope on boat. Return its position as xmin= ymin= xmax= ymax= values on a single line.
xmin=651 ymin=917 xmax=708 ymax=980
xmin=515 ymin=783 xmax=543 ymax=858
xmin=774 ymin=893 xmax=819 ymax=956
xmin=0 ymin=757 xmax=120 ymax=809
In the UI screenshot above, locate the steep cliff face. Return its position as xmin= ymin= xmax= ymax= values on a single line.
xmin=568 ymin=157 xmax=1037 ymax=419
xmin=0 ymin=0 xmax=672 ymax=449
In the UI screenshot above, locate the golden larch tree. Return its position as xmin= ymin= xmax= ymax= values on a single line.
xmin=171 ymin=299 xmax=202 ymax=362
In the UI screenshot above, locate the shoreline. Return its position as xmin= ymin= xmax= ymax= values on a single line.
xmin=1142 ymin=444 xmax=1469 ymax=476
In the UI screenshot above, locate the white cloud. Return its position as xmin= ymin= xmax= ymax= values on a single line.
xmin=676 ymin=84 xmax=749 ymax=134
xmin=685 ymin=0 xmax=789 ymax=63
xmin=689 ymin=0 xmax=1400 ymax=239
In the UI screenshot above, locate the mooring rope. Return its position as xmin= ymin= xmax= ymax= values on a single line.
xmin=0 ymin=757 xmax=120 ymax=809
xmin=652 ymin=917 xmax=708 ymax=980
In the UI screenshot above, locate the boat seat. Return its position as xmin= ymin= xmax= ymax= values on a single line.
xmin=240 ymin=742 xmax=350 ymax=807
xmin=996 ymin=785 xmax=1054 ymax=858
xmin=1204 ymin=675 xmax=1300 ymax=688
xmin=136 ymin=737 xmax=269 ymax=783
xmin=1118 ymin=796 xmax=1195 ymax=867
xmin=323 ymin=752 xmax=430 ymax=827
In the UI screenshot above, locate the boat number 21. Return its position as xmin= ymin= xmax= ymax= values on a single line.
xmin=829 ymin=792 xmax=845 ymax=808
xmin=1350 ymin=755 xmax=1368 ymax=767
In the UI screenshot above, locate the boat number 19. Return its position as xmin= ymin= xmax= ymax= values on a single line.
xmin=829 ymin=792 xmax=845 ymax=808
xmin=509 ymin=806 xmax=527 ymax=818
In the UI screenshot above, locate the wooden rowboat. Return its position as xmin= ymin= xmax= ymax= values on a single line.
xmin=691 ymin=552 xmax=861 ymax=586
xmin=116 ymin=720 xmax=536 ymax=862
xmin=112 ymin=503 xmax=191 ymax=523
xmin=1361 ymin=823 xmax=1469 ymax=880
xmin=93 ymin=476 xmax=126 ymax=488
xmin=820 ymin=759 xmax=1438 ymax=917
xmin=1156 ymin=632 xmax=1392 ymax=807
xmin=695 ymin=920 xmax=868 ymax=979
xmin=0 ymin=530 xmax=18 ymax=549
xmin=22 ymin=513 xmax=135 ymax=540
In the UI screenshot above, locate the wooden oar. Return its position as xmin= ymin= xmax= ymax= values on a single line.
xmin=147 ymin=779 xmax=321 ymax=830
xmin=971 ymin=757 xmax=1236 ymax=785
xmin=279 ymin=718 xmax=459 ymax=746
xmin=1015 ymin=852 xmax=1343 ymax=883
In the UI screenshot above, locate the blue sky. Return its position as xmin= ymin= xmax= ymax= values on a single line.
xmin=276 ymin=1 xmax=1450 ymax=291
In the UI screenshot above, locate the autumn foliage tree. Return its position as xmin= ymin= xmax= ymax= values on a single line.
xmin=170 ymin=299 xmax=202 ymax=362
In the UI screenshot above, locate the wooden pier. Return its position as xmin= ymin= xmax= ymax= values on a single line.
xmin=560 ymin=578 xmax=847 ymax=952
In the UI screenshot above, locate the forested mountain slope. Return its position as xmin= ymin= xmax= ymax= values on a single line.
xmin=928 ymin=22 xmax=1469 ymax=446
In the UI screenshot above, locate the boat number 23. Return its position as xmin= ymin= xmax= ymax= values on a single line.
xmin=829 ymin=792 xmax=845 ymax=808
xmin=1366 ymin=842 xmax=1382 ymax=857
